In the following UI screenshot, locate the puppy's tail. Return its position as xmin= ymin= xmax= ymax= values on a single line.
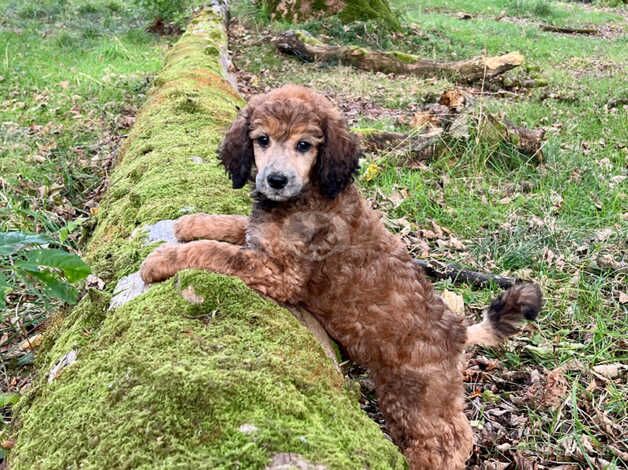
xmin=466 ymin=283 xmax=542 ymax=347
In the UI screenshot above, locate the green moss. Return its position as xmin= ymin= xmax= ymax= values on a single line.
xmin=338 ymin=0 xmax=400 ymax=31
xmin=390 ymin=50 xmax=418 ymax=64
xmin=295 ymin=29 xmax=325 ymax=47
xmin=10 ymin=7 xmax=405 ymax=469
xmin=261 ymin=0 xmax=400 ymax=30
xmin=13 ymin=273 xmax=404 ymax=469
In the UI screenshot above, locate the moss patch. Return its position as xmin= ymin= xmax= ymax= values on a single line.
xmin=262 ymin=0 xmax=400 ymax=31
xmin=10 ymin=7 xmax=405 ymax=469
xmin=338 ymin=0 xmax=400 ymax=31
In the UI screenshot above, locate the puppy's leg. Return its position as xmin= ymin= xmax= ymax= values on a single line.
xmin=140 ymin=240 xmax=301 ymax=303
xmin=375 ymin=365 xmax=472 ymax=470
xmin=175 ymin=214 xmax=248 ymax=244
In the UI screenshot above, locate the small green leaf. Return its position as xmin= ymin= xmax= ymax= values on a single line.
xmin=0 ymin=231 xmax=51 ymax=256
xmin=21 ymin=249 xmax=90 ymax=282
xmin=0 ymin=392 xmax=20 ymax=407
xmin=0 ymin=272 xmax=9 ymax=309
xmin=58 ymin=217 xmax=87 ymax=243
xmin=16 ymin=351 xmax=34 ymax=367
xmin=27 ymin=270 xmax=79 ymax=304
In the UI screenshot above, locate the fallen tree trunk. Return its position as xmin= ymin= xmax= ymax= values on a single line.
xmin=274 ymin=30 xmax=524 ymax=83
xmin=9 ymin=5 xmax=404 ymax=469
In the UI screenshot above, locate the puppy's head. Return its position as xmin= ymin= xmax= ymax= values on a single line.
xmin=219 ymin=85 xmax=360 ymax=201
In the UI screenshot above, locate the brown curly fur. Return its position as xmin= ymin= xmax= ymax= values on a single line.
xmin=141 ymin=85 xmax=542 ymax=469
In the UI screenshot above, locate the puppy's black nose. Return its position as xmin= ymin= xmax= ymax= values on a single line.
xmin=267 ymin=173 xmax=288 ymax=189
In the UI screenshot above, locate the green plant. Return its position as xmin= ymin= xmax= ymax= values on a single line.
xmin=134 ymin=0 xmax=188 ymax=24
xmin=507 ymin=0 xmax=557 ymax=19
xmin=0 ymin=231 xmax=90 ymax=310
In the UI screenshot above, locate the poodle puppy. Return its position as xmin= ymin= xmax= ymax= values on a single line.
xmin=140 ymin=85 xmax=542 ymax=469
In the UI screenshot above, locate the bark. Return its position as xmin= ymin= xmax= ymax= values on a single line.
xmin=9 ymin=4 xmax=405 ymax=469
xmin=274 ymin=30 xmax=524 ymax=83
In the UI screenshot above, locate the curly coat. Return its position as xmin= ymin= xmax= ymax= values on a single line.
xmin=140 ymin=85 xmax=542 ymax=469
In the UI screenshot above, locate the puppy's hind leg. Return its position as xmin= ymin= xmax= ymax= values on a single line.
xmin=374 ymin=366 xmax=473 ymax=470
xmin=175 ymin=214 xmax=248 ymax=244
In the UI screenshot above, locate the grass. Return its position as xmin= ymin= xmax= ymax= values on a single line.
xmin=0 ymin=0 xmax=169 ymax=441
xmin=231 ymin=0 xmax=627 ymax=466
xmin=0 ymin=0 xmax=165 ymax=235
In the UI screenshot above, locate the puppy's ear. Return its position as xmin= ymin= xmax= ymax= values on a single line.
xmin=315 ymin=114 xmax=361 ymax=198
xmin=219 ymin=109 xmax=253 ymax=189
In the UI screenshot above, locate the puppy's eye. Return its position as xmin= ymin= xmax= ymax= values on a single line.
xmin=296 ymin=141 xmax=312 ymax=153
xmin=256 ymin=135 xmax=270 ymax=147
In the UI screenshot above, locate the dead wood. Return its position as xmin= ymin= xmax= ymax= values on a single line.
xmin=413 ymin=259 xmax=517 ymax=289
xmin=274 ymin=30 xmax=524 ymax=83
xmin=355 ymin=89 xmax=545 ymax=161
xmin=357 ymin=128 xmax=444 ymax=161
xmin=541 ymin=24 xmax=599 ymax=35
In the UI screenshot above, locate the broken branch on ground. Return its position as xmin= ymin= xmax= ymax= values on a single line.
xmin=274 ymin=30 xmax=524 ymax=83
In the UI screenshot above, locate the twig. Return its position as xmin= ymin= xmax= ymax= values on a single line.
xmin=541 ymin=24 xmax=598 ymax=35
xmin=413 ymin=258 xmax=517 ymax=289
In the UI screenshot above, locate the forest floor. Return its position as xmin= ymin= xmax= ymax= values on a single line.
xmin=0 ymin=0 xmax=626 ymax=467
xmin=230 ymin=0 xmax=626 ymax=468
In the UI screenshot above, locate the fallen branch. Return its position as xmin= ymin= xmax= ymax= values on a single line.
xmin=414 ymin=258 xmax=517 ymax=289
xmin=356 ymin=128 xmax=444 ymax=161
xmin=274 ymin=30 xmax=524 ymax=83
xmin=354 ymin=89 xmax=545 ymax=162
xmin=541 ymin=24 xmax=599 ymax=35
xmin=478 ymin=113 xmax=546 ymax=161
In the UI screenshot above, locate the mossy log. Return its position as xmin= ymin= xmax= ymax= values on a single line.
xmin=275 ymin=30 xmax=524 ymax=83
xmin=262 ymin=0 xmax=400 ymax=30
xmin=9 ymin=4 xmax=405 ymax=469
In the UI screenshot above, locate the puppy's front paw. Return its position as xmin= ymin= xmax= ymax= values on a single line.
xmin=174 ymin=215 xmax=199 ymax=242
xmin=140 ymin=243 xmax=181 ymax=283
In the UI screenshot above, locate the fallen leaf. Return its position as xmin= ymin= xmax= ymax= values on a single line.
xmin=362 ymin=161 xmax=380 ymax=182
xmin=619 ymin=292 xmax=628 ymax=304
xmin=592 ymin=363 xmax=624 ymax=379
xmin=441 ymin=290 xmax=464 ymax=315
xmin=542 ymin=367 xmax=569 ymax=409
xmin=421 ymin=229 xmax=437 ymax=240
xmin=1 ymin=439 xmax=15 ymax=449
xmin=410 ymin=110 xmax=441 ymax=130
xmin=414 ymin=238 xmax=430 ymax=258
xmin=17 ymin=334 xmax=43 ymax=352
xmin=594 ymin=228 xmax=613 ymax=241
xmin=439 ymin=88 xmax=466 ymax=111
